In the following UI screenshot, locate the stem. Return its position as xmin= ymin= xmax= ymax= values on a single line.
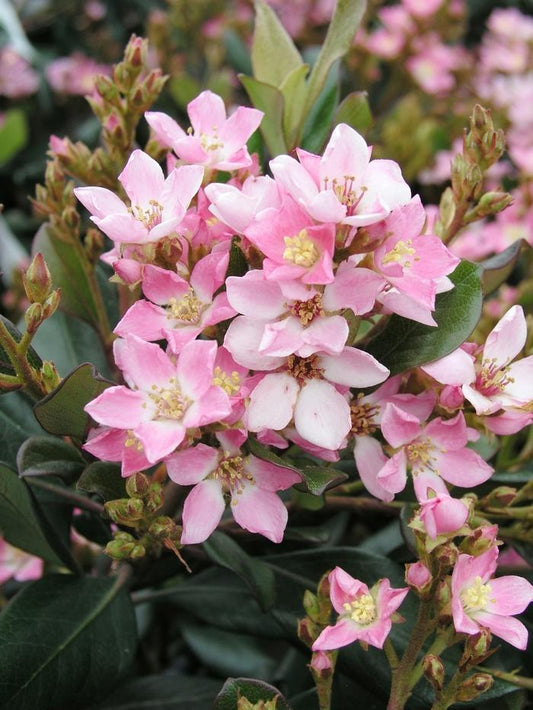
xmin=325 ymin=496 xmax=402 ymax=516
xmin=409 ymin=631 xmax=454 ymax=690
xmin=27 ymin=478 xmax=105 ymax=514
xmin=431 ymin=666 xmax=468 ymax=710
xmin=475 ymin=667 xmax=533 ymax=691
xmin=384 ymin=637 xmax=400 ymax=670
xmin=0 ymin=318 xmax=46 ymax=399
xmin=440 ymin=202 xmax=468 ymax=246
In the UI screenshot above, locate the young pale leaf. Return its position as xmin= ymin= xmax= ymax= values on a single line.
xmin=214 ymin=678 xmax=293 ymax=710
xmin=480 ymin=239 xmax=526 ymax=295
xmin=334 ymin=91 xmax=372 ymax=134
xmin=280 ymin=64 xmax=309 ymax=149
xmin=300 ymin=62 xmax=340 ymax=153
xmin=203 ymin=530 xmax=276 ymax=612
xmin=0 ymin=464 xmax=63 ymax=565
xmin=251 ymin=0 xmax=303 ymax=88
xmin=240 ymin=75 xmax=287 ymax=157
xmin=34 ymin=363 xmax=112 ymax=440
xmin=365 ymin=260 xmax=483 ymax=374
xmin=0 ymin=573 xmax=137 ymax=710
xmin=304 ymin=0 xmax=367 ymax=116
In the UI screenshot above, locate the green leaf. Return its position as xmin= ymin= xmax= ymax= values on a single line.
xmin=33 ymin=363 xmax=112 ymax=441
xmin=365 ymin=260 xmax=483 ymax=374
xmin=0 ymin=315 xmax=43 ymax=378
xmin=214 ymin=677 xmax=292 ymax=710
xmin=226 ymin=238 xmax=249 ymax=279
xmin=300 ymin=62 xmax=340 ymax=154
xmin=247 ymin=437 xmax=301 ymax=474
xmin=481 ymin=239 xmax=525 ymax=295
xmin=17 ymin=435 xmax=84 ymax=480
xmin=32 ymin=223 xmax=100 ymax=327
xmin=251 ymin=0 xmax=303 ymax=88
xmin=77 ymin=461 xmax=126 ymax=502
xmin=0 ymin=109 xmax=28 ymax=165
xmin=296 ymin=465 xmax=348 ymax=496
xmin=304 ymin=0 xmax=367 ymax=116
xmin=280 ymin=64 xmax=309 ymax=149
xmin=334 ymin=91 xmax=372 ymax=134
xmin=0 ymin=391 xmax=43 ymax=467
xmin=224 ymin=28 xmax=252 ymax=75
xmin=0 ymin=463 xmax=63 ymax=565
xmin=0 ymin=573 xmax=137 ymax=710
xmin=203 ymin=531 xmax=276 ymax=612
xmin=88 ymin=674 xmax=222 ymax=710
xmin=240 ymin=75 xmax=287 ymax=157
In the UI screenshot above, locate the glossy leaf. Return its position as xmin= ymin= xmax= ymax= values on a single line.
xmin=251 ymin=0 xmax=303 ymax=88
xmin=203 ymin=530 xmax=276 ymax=612
xmin=214 ymin=677 xmax=292 ymax=710
xmin=77 ymin=461 xmax=126 ymax=502
xmin=34 ymin=363 xmax=112 ymax=440
xmin=0 ymin=573 xmax=137 ymax=710
xmin=366 ymin=260 xmax=483 ymax=374
xmin=334 ymin=91 xmax=372 ymax=134
xmin=247 ymin=437 xmax=300 ymax=474
xmin=304 ymin=0 xmax=367 ymax=115
xmin=88 ymin=674 xmax=222 ymax=710
xmin=240 ymin=75 xmax=287 ymax=157
xmin=296 ymin=465 xmax=348 ymax=496
xmin=17 ymin=435 xmax=84 ymax=480
xmin=0 ymin=109 xmax=28 ymax=164
xmin=0 ymin=391 xmax=43 ymax=467
xmin=0 ymin=463 xmax=63 ymax=565
xmin=481 ymin=239 xmax=526 ymax=295
xmin=301 ymin=62 xmax=340 ymax=153
xmin=280 ymin=64 xmax=309 ymax=149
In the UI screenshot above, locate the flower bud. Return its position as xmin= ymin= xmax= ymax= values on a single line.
xmin=23 ymin=253 xmax=53 ymax=304
xmin=24 ymin=302 xmax=43 ymax=334
xmin=94 ymin=75 xmax=120 ymax=103
xmin=148 ymin=515 xmax=178 ymax=540
xmin=297 ymin=618 xmax=319 ymax=647
xmin=303 ymin=590 xmax=321 ymax=622
xmin=124 ymin=35 xmax=146 ymax=68
xmin=422 ymin=654 xmax=444 ymax=693
xmin=42 ymin=289 xmax=61 ymax=320
xmin=461 ymin=629 xmax=493 ymax=668
xmin=125 ymin=472 xmax=151 ymax=499
xmin=309 ymin=650 xmax=334 ymax=683
xmin=144 ymin=483 xmax=164 ymax=512
xmin=40 ymin=360 xmax=61 ymax=392
xmin=405 ymin=561 xmax=432 ymax=596
xmin=481 ymin=486 xmax=517 ymax=509
xmin=105 ymin=497 xmax=145 ymax=525
xmin=63 ymin=206 xmax=80 ymax=230
xmin=455 ymin=673 xmax=493 ymax=702
xmin=435 ymin=543 xmax=458 ymax=569
xmin=475 ymin=191 xmax=513 ymax=219
xmin=105 ymin=532 xmax=136 ymax=559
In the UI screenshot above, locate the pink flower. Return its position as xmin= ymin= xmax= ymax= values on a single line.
xmin=312 ymin=567 xmax=408 ymax=650
xmin=451 ymin=548 xmax=533 ymax=650
xmin=46 ymin=53 xmax=111 ymax=95
xmin=405 ymin=561 xmax=432 ymax=591
xmin=166 ymin=438 xmax=300 ymax=543
xmin=205 ymin=175 xmax=281 ymax=233
xmin=85 ymin=336 xmax=231 ymax=465
xmin=0 ymin=47 xmax=39 ymax=98
xmin=0 ymin=540 xmax=43 ymax=584
xmin=74 ymin=150 xmax=203 ymax=245
xmin=145 ymin=90 xmax=263 ymax=171
xmin=270 ymin=123 xmax=411 ymax=228
xmin=415 ymin=473 xmax=469 ymax=539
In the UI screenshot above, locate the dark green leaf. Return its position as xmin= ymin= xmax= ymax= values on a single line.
xmin=226 ymin=238 xmax=249 ymax=278
xmin=334 ymin=91 xmax=372 ymax=134
xmin=301 ymin=63 xmax=340 ymax=154
xmin=481 ymin=240 xmax=526 ymax=295
xmin=240 ymin=75 xmax=287 ymax=157
xmin=0 ymin=315 xmax=42 ymax=377
xmin=0 ymin=391 xmax=43 ymax=467
xmin=0 ymin=573 xmax=137 ymax=710
xmin=214 ymin=678 xmax=292 ymax=710
xmin=247 ymin=437 xmax=300 ymax=474
xmin=366 ymin=260 xmax=483 ymax=374
xmin=0 ymin=109 xmax=28 ymax=165
xmin=203 ymin=531 xmax=276 ymax=612
xmin=17 ymin=435 xmax=84 ymax=480
xmin=33 ymin=363 xmax=112 ymax=440
xmin=280 ymin=64 xmax=309 ymax=149
xmin=88 ymin=674 xmax=222 ymax=710
xmin=296 ymin=465 xmax=348 ymax=496
xmin=251 ymin=0 xmax=303 ymax=88
xmin=304 ymin=0 xmax=367 ymax=115
xmin=77 ymin=461 xmax=126 ymax=502
xmin=0 ymin=464 xmax=63 ymax=565
xmin=224 ymin=28 xmax=252 ymax=75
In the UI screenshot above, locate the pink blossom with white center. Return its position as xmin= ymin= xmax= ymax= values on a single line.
xmin=85 ymin=335 xmax=231 ymax=465
xmin=368 ymin=406 xmax=493 ymax=501
xmin=423 ymin=306 xmax=533 ymax=416
xmin=245 ymin=196 xmax=336 ymax=286
xmin=406 ymin=40 xmax=467 ymax=95
xmin=269 ymin=123 xmax=411 ymax=228
xmin=74 ymin=150 xmax=204 ymax=245
xmin=145 ymin=90 xmax=263 ymax=171
xmin=205 ymin=175 xmax=282 ymax=234
xmin=312 ymin=567 xmax=408 ymax=651
xmin=451 ymin=547 xmax=533 ymax=649
xmin=0 ymin=540 xmax=43 ymax=585
xmin=242 ymin=347 xmax=390 ymax=451
xmin=114 ymin=249 xmax=235 ymax=353
xmin=166 ymin=439 xmax=301 ymax=543
xmin=414 ymin=472 xmax=469 ymax=539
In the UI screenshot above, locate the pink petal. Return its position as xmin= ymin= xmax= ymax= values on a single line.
xmin=93 ymin=213 xmax=148 ymax=244
xmin=421 ymin=348 xmax=476 ymax=386
xmin=166 ymin=443 xmax=219 ymax=485
xmin=376 ymin=450 xmax=408 ymax=496
xmin=294 ymin=379 xmax=351 ymax=450
xmin=164 ymin=164 xmax=204 ymax=211
xmin=188 ymin=90 xmax=227 ymax=134
xmin=114 ymin=335 xmax=176 ymax=391
xmin=329 ymin=567 xmax=368 ymax=613
xmin=269 ymin=155 xmax=319 ymax=207
xmin=226 ymin=271 xmax=285 ymax=319
xmin=114 ymin=300 xmax=168 ymax=341
xmin=119 ymin=149 xmax=164 ymax=205
xmin=224 ymin=316 xmax=285 ymax=371
xmin=380 ymin=403 xmax=420 ymax=448
xmin=180 ymin=479 xmax=225 ymax=544
xmin=184 ymin=385 xmax=231 ymax=427
xmin=424 ymin=413 xmax=467 ymax=450
xmin=247 ymin=373 xmax=299 ymax=432
xmin=145 ymin=111 xmax=186 ymax=149
xmin=502 ymin=356 xmax=533 ymax=402
xmin=486 ymin=576 xmax=533 ymax=616
xmin=259 ymin=318 xmax=305 ymax=357
xmin=135 ymin=419 xmax=185 ymax=462
xmin=74 ymin=186 xmax=128 ymax=219
xmin=435 ymin=448 xmax=493 ymax=487
xmin=322 ymin=265 xmax=384 ymax=314
xmin=177 ymin=340 xmax=217 ymax=399
xmin=219 ymin=106 xmax=263 ymax=154
xmin=483 ymin=305 xmax=527 ymax=368
xmin=299 ymin=316 xmax=348 ymax=356
xmin=245 ymin=454 xmax=301 ymax=491
xmin=231 ymin=485 xmax=288 ymax=542
xmin=318 ymin=347 xmax=389 ymax=388
xmin=85 ymin=387 xmax=148 ymax=428
xmin=312 ymin=618 xmax=360 ymax=651
xmin=354 ymin=436 xmax=396 ymax=502
xmin=141 ymin=264 xmax=188 ymax=305
xmin=306 ymin=190 xmax=347 ymax=223
xmin=472 ymin=611 xmax=529 ymax=650
xmin=190 ymin=249 xmax=230 ymax=302
xmin=319 ymin=124 xmax=370 ymax=185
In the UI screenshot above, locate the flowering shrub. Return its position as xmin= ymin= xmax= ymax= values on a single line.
xmin=0 ymin=2 xmax=533 ymax=709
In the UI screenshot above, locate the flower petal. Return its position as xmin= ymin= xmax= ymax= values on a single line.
xmin=180 ymin=479 xmax=225 ymax=544
xmin=231 ymin=485 xmax=288 ymax=542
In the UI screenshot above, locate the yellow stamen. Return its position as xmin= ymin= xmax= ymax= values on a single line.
xmin=283 ymin=229 xmax=319 ymax=267
xmin=342 ymin=594 xmax=377 ymax=625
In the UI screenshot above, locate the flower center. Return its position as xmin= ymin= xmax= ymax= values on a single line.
xmin=212 ymin=366 xmax=241 ymax=395
xmin=461 ymin=576 xmax=493 ymax=612
xmin=167 ymin=288 xmax=202 ymax=323
xmin=283 ymin=229 xmax=319 ymax=267
xmin=343 ymin=593 xmax=377 ymax=625
xmin=290 ymin=294 xmax=324 ymax=325
xmin=124 ymin=430 xmax=144 ymax=451
xmin=323 ymin=175 xmax=366 ymax=216
xmin=211 ymin=455 xmax=254 ymax=497
xmin=131 ymin=200 xmax=163 ymax=229
xmin=476 ymin=358 xmax=514 ymax=397
xmin=406 ymin=438 xmax=436 ymax=473
xmin=350 ymin=395 xmax=380 ymax=436
xmin=198 ymin=126 xmax=224 ymax=153
xmin=148 ymin=379 xmax=189 ymax=420
xmin=382 ymin=239 xmax=418 ymax=269
xmin=286 ymin=354 xmax=324 ymax=383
